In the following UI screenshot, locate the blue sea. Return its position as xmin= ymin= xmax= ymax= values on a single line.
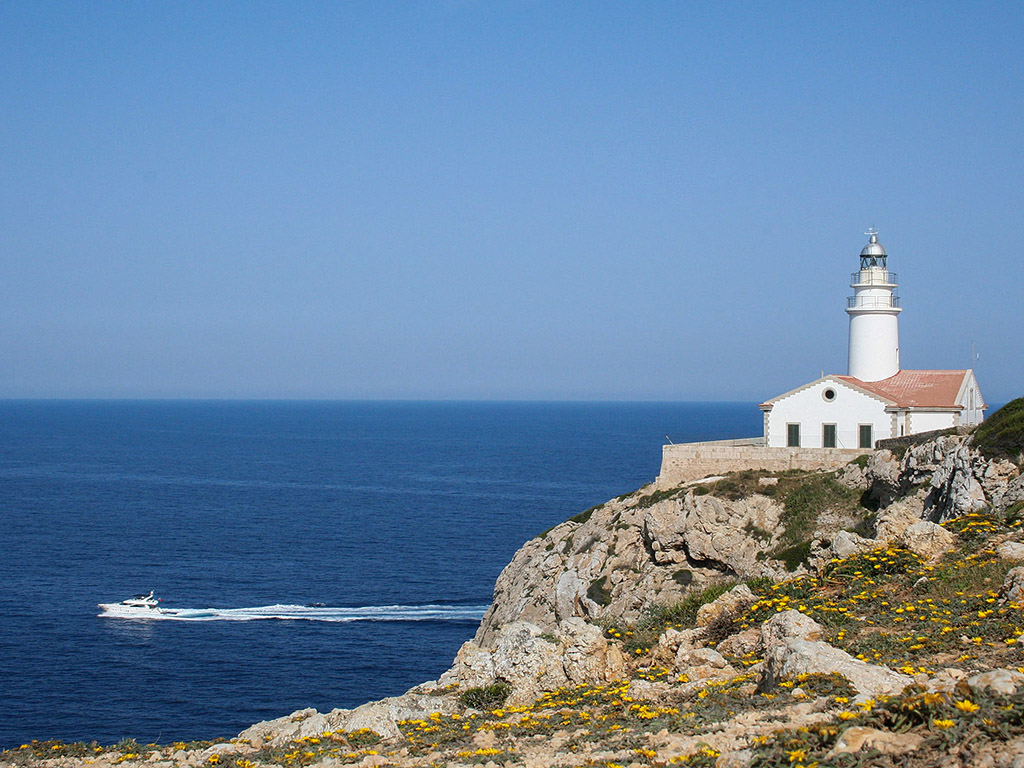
xmin=0 ymin=401 xmax=758 ymax=749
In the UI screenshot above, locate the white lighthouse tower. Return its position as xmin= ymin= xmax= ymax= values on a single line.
xmin=846 ymin=228 xmax=901 ymax=382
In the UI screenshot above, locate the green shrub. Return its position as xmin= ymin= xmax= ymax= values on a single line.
xmin=635 ymin=487 xmax=681 ymax=508
xmin=570 ymin=505 xmax=601 ymax=524
xmin=587 ymin=576 xmax=611 ymax=606
xmin=777 ymin=473 xmax=861 ymax=548
xmin=973 ymin=397 xmax=1024 ymax=462
xmin=672 ymin=568 xmax=693 ymax=587
xmin=773 ymin=540 xmax=813 ymax=572
xmin=458 ymin=682 xmax=512 ymax=711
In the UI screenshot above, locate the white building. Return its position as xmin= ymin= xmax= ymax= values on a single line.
xmin=760 ymin=231 xmax=985 ymax=449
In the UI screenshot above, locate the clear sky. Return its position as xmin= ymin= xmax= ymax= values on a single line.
xmin=2 ymin=1 xmax=1021 ymax=402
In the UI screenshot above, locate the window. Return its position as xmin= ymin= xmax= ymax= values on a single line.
xmin=822 ymin=388 xmax=837 ymax=402
xmin=823 ymin=424 xmax=837 ymax=448
xmin=859 ymin=424 xmax=873 ymax=449
xmin=787 ymin=423 xmax=801 ymax=447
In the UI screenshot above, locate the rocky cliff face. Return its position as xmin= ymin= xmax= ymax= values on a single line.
xmin=472 ymin=482 xmax=792 ymax=648
xmin=474 ymin=432 xmax=1024 ymax=651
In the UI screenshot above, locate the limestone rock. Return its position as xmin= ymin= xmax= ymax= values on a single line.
xmin=656 ymin=627 xmax=704 ymax=656
xmin=677 ymin=646 xmax=729 ymax=670
xmin=865 ymin=450 xmax=902 ymax=507
xmin=828 ymin=530 xmax=878 ymax=560
xmin=675 ymin=646 xmax=737 ymax=682
xmin=237 ymin=690 xmax=458 ymax=744
xmin=874 ymin=491 xmax=927 ymax=543
xmin=969 ymin=668 xmax=1024 ymax=695
xmin=927 ymin=667 xmax=967 ymax=693
xmin=716 ymin=627 xmax=760 ymax=658
xmin=759 ymin=610 xmax=824 ymax=651
xmin=927 ymin=442 xmax=989 ymax=522
xmin=998 ymin=542 xmax=1024 ymax=561
xmin=1001 ymin=567 xmax=1024 ymax=604
xmin=981 ymin=459 xmax=1022 ymax=509
xmin=760 ymin=611 xmax=912 ymax=697
xmin=827 ymin=726 xmax=923 ymax=757
xmin=489 ymin=622 xmax=568 ymax=703
xmin=558 ymin=617 xmax=626 ymax=685
xmin=901 ymin=520 xmax=955 ymax=560
xmin=838 ymin=461 xmax=868 ymax=490
xmin=454 ymin=618 xmax=625 ymax=706
xmin=696 ymin=584 xmax=755 ymax=629
xmin=453 ymin=639 xmax=495 ymax=689
xmin=643 ymin=492 xmax=784 ymax=577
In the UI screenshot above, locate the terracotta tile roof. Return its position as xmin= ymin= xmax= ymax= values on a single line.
xmin=835 ymin=370 xmax=969 ymax=408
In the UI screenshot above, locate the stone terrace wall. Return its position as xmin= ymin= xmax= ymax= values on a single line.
xmin=656 ymin=439 xmax=866 ymax=488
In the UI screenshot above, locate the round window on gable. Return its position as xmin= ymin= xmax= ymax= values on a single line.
xmin=822 ymin=387 xmax=837 ymax=403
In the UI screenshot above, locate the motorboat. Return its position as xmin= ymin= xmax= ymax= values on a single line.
xmin=98 ymin=591 xmax=171 ymax=618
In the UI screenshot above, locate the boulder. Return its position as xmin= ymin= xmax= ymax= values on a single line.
xmin=828 ymin=531 xmax=878 ymax=560
xmin=558 ymin=617 xmax=626 ymax=684
xmin=874 ymin=492 xmax=926 ymax=543
xmin=716 ymin=627 xmax=760 ymax=658
xmin=759 ymin=611 xmax=912 ymax=697
xmin=759 ymin=609 xmax=825 ymax=651
xmin=827 ymin=727 xmax=923 ymax=758
xmin=998 ymin=542 xmax=1024 ymax=562
xmin=696 ymin=584 xmax=756 ymax=629
xmin=900 ymin=521 xmax=955 ymax=561
xmin=968 ymin=668 xmax=1024 ymax=696
xmin=1001 ymin=567 xmax=1024 ymax=604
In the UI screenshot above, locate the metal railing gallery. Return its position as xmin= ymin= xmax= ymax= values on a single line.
xmin=847 ymin=295 xmax=901 ymax=309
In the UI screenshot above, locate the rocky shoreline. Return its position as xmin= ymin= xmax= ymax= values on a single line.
xmin=6 ymin=404 xmax=1024 ymax=768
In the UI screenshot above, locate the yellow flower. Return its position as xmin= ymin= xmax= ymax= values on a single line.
xmin=933 ymin=719 xmax=955 ymax=728
xmin=786 ymin=747 xmax=808 ymax=762
xmin=837 ymin=711 xmax=858 ymax=720
xmin=954 ymin=699 xmax=980 ymax=713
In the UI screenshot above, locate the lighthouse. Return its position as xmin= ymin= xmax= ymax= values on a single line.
xmin=757 ymin=230 xmax=984 ymax=450
xmin=846 ymin=228 xmax=901 ymax=382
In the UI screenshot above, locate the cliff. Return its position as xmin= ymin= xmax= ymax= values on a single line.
xmin=6 ymin=402 xmax=1024 ymax=768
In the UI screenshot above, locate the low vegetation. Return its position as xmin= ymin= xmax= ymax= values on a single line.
xmin=972 ymin=396 xmax=1024 ymax=463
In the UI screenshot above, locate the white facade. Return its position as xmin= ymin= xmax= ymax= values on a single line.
xmin=763 ymin=377 xmax=892 ymax=449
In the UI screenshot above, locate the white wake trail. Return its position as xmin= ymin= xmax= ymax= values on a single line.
xmin=98 ymin=603 xmax=489 ymax=622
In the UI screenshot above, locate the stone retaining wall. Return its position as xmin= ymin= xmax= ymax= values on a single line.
xmin=656 ymin=439 xmax=866 ymax=487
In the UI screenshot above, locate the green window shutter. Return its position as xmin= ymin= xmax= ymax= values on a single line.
xmin=859 ymin=424 xmax=873 ymax=449
xmin=823 ymin=424 xmax=837 ymax=448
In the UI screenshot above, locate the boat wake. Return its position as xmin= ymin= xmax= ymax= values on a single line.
xmin=97 ymin=603 xmax=489 ymax=623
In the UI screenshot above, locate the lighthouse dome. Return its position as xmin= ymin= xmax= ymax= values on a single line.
xmin=860 ymin=232 xmax=886 ymax=257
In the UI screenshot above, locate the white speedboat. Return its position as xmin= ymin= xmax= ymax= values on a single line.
xmin=98 ymin=591 xmax=172 ymax=618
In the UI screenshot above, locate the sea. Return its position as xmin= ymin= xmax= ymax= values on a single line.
xmin=0 ymin=400 xmax=759 ymax=749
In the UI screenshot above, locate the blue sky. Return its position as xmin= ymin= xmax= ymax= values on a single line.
xmin=2 ymin=1 xmax=1021 ymax=402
